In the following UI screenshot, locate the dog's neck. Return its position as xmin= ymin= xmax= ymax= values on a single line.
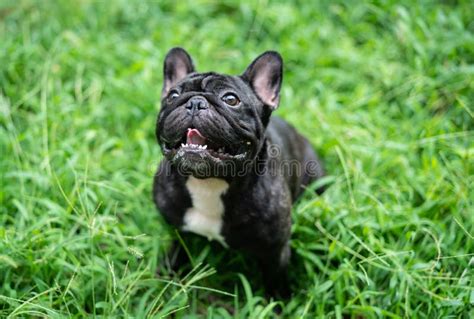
xmin=182 ymin=176 xmax=229 ymax=247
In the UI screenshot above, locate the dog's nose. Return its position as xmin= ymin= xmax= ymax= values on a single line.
xmin=186 ymin=96 xmax=208 ymax=115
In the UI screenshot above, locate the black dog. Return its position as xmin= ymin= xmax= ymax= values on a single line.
xmin=153 ymin=48 xmax=324 ymax=297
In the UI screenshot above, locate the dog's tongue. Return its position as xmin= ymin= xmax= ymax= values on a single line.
xmin=187 ymin=128 xmax=206 ymax=145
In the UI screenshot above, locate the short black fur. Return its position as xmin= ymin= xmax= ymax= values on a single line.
xmin=153 ymin=48 xmax=325 ymax=298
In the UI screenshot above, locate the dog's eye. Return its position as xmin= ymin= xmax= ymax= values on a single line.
xmin=222 ymin=93 xmax=240 ymax=107
xmin=168 ymin=90 xmax=180 ymax=100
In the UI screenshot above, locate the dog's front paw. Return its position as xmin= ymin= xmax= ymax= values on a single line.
xmin=156 ymin=240 xmax=191 ymax=276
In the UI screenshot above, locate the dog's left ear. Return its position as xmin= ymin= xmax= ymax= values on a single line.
xmin=242 ymin=51 xmax=283 ymax=110
xmin=162 ymin=47 xmax=195 ymax=95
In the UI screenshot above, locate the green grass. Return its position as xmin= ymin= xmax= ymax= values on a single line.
xmin=1 ymin=0 xmax=473 ymax=317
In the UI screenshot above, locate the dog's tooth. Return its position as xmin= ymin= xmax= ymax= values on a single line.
xmin=203 ymin=145 xmax=207 ymax=149
xmin=181 ymin=143 xmax=185 ymax=148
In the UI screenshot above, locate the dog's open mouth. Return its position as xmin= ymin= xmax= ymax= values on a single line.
xmin=163 ymin=128 xmax=247 ymax=161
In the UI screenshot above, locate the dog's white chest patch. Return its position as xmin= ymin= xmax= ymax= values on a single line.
xmin=182 ymin=176 xmax=229 ymax=246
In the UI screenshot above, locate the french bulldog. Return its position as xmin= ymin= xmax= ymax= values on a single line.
xmin=153 ymin=47 xmax=325 ymax=297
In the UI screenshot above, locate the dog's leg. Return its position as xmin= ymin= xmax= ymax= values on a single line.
xmin=258 ymin=242 xmax=292 ymax=299
xmin=167 ymin=240 xmax=191 ymax=272
xmin=157 ymin=235 xmax=193 ymax=275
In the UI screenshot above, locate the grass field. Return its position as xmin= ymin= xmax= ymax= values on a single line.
xmin=1 ymin=0 xmax=473 ymax=317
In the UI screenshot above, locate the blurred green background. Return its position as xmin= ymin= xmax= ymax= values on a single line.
xmin=1 ymin=0 xmax=473 ymax=317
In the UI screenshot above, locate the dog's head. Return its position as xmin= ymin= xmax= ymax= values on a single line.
xmin=156 ymin=47 xmax=282 ymax=178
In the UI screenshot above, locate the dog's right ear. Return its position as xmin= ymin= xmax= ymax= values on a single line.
xmin=162 ymin=47 xmax=195 ymax=96
xmin=241 ymin=51 xmax=283 ymax=110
